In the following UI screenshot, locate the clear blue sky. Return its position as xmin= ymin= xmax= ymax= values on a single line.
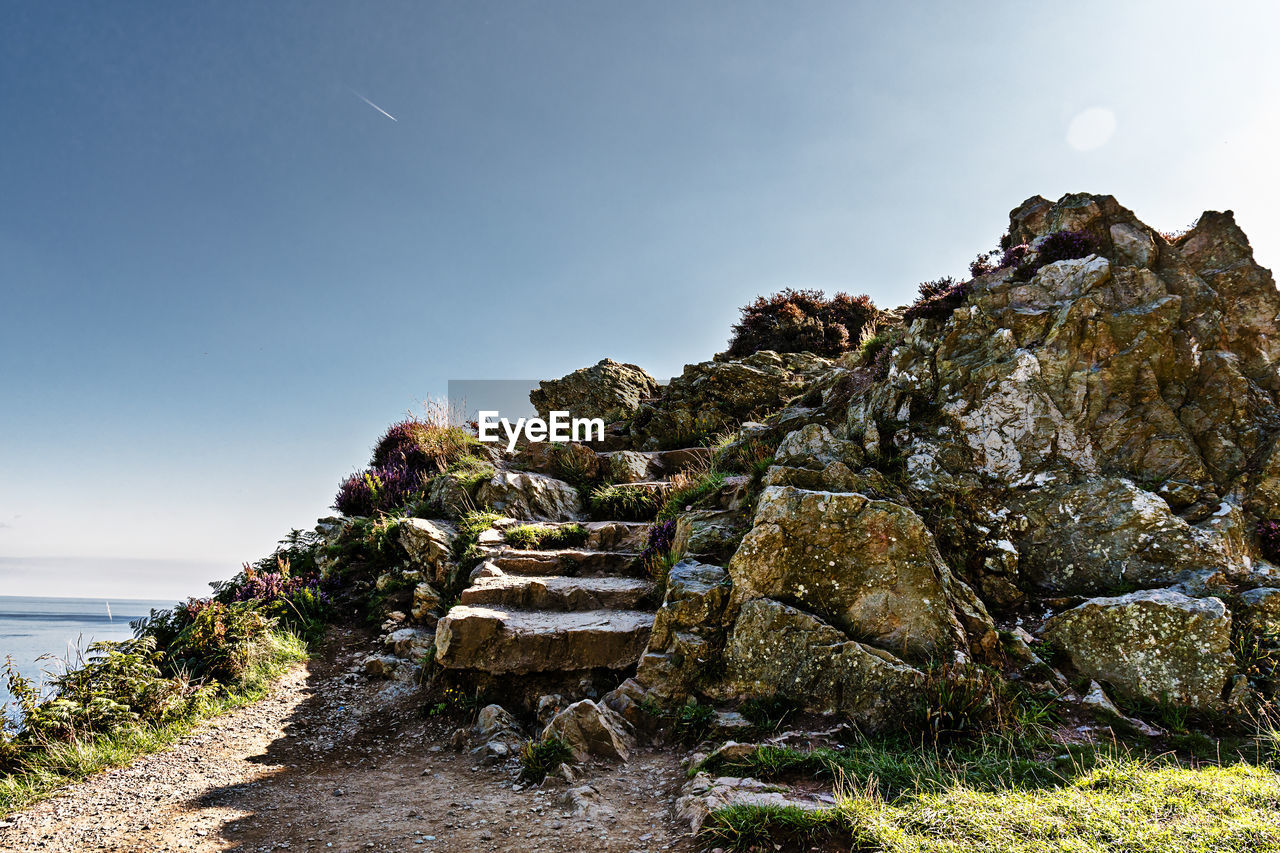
xmin=3 ymin=1 xmax=1278 ymax=599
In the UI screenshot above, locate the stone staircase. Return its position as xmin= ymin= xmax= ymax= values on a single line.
xmin=434 ymin=448 xmax=709 ymax=681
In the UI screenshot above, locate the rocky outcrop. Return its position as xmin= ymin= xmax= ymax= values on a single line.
xmin=541 ymin=699 xmax=634 ymax=762
xmin=632 ymin=351 xmax=832 ymax=450
xmin=853 ymin=194 xmax=1280 ymax=495
xmin=636 ymin=560 xmax=732 ymax=700
xmin=713 ymin=598 xmax=921 ymax=726
xmin=475 ymin=471 xmax=583 ymax=522
xmin=670 ymin=510 xmax=749 ymax=564
xmin=728 ymin=485 xmax=995 ymax=661
xmin=1044 ymin=588 xmax=1235 ymax=711
xmin=529 ymin=359 xmax=659 ymax=421
xmin=1012 ymin=478 xmax=1247 ymax=594
xmin=399 ymin=519 xmax=457 ymax=585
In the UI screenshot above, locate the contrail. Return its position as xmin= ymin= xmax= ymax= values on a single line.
xmin=350 ymin=89 xmax=398 ymax=122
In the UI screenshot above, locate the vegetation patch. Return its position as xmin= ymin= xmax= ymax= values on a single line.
xmin=657 ymin=465 xmax=726 ymax=521
xmin=502 ymin=523 xmax=588 ymax=551
xmin=727 ymin=288 xmax=878 ymax=358
xmin=588 ymin=483 xmax=663 ymax=522
xmin=700 ymin=755 xmax=1280 ymax=853
xmin=518 ymin=737 xmax=574 ymax=783
xmin=1 ymin=628 xmax=305 ymax=817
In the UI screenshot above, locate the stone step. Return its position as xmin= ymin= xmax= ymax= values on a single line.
xmin=484 ymin=519 xmax=652 ymax=551
xmin=480 ymin=547 xmax=645 ymax=577
xmin=460 ymin=575 xmax=656 ymax=611
xmin=434 ymin=607 xmax=655 ymax=673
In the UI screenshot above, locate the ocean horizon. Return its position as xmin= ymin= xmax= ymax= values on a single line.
xmin=0 ymin=594 xmax=178 ymax=722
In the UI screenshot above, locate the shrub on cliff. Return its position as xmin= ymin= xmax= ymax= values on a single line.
xmin=372 ymin=417 xmax=477 ymax=473
xmin=903 ymin=278 xmax=972 ymax=324
xmin=333 ymin=464 xmax=429 ymax=516
xmin=726 ymin=289 xmax=877 ymax=358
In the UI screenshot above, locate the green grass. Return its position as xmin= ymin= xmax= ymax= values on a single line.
xmin=588 ymin=483 xmax=663 ymax=521
xmin=701 ymin=757 xmax=1280 ymax=852
xmin=518 ymin=736 xmax=574 ymax=783
xmin=657 ymin=469 xmax=726 ymax=520
xmin=0 ymin=629 xmax=306 ymax=817
xmin=502 ymin=523 xmax=589 ymax=550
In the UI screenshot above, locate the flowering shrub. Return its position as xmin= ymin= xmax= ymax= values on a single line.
xmin=640 ymin=520 xmax=677 ymax=566
xmin=372 ymin=418 xmax=475 ymax=473
xmin=1259 ymin=520 xmax=1280 ymax=562
xmin=165 ymin=601 xmax=274 ymax=684
xmin=726 ymin=289 xmax=877 ymax=358
xmin=333 ymin=464 xmax=428 ymax=516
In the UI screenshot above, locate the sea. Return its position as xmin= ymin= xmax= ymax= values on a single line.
xmin=0 ymin=595 xmax=177 ymax=723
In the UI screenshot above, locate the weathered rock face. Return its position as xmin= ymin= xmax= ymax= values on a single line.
xmin=728 ymin=486 xmax=995 ymax=661
xmin=541 ymin=699 xmax=635 ymax=762
xmin=853 ymin=194 xmax=1280 ymax=496
xmin=713 ymin=598 xmax=921 ymax=726
xmin=773 ymin=423 xmax=863 ymax=469
xmin=1013 ymin=478 xmax=1247 ymax=594
xmin=670 ymin=510 xmax=749 ymax=564
xmin=633 ymin=351 xmax=832 ymax=450
xmin=529 ymin=359 xmax=659 ymax=421
xmin=399 ymin=519 xmax=457 ymax=585
xmin=475 ymin=471 xmax=583 ymax=522
xmin=384 ymin=627 xmax=434 ymax=661
xmin=411 ymin=581 xmax=442 ymax=621
xmin=636 ymin=560 xmax=732 ymax=699
xmin=1044 ymin=588 xmax=1235 ymax=711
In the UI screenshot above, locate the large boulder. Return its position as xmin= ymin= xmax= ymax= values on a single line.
xmin=529 ymin=359 xmax=659 ymax=422
xmin=633 ymin=351 xmax=832 ymax=450
xmin=729 ymin=485 xmax=995 ymax=661
xmin=384 ymin=627 xmax=434 ymax=661
xmin=475 ymin=471 xmax=583 ymax=521
xmin=670 ymin=509 xmax=749 ymax=563
xmin=713 ymin=599 xmax=922 ymax=726
xmin=773 ymin=423 xmax=863 ymax=470
xmin=1012 ymin=478 xmax=1246 ymax=594
xmin=849 ymin=193 xmax=1280 ymax=497
xmin=636 ymin=560 xmax=732 ymax=699
xmin=541 ymin=699 xmax=634 ymax=762
xmin=399 ymin=519 xmax=457 ymax=584
xmin=1044 ymin=588 xmax=1235 ymax=711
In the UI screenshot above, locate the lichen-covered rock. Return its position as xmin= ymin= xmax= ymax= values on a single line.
xmin=529 ymin=358 xmax=659 ymax=421
xmin=1044 ymin=588 xmax=1235 ymax=711
xmin=670 ymin=509 xmax=749 ymax=563
xmin=713 ymin=599 xmax=921 ymax=726
xmin=384 ymin=627 xmax=434 ymax=661
xmin=850 ymin=193 xmax=1280 ymax=499
xmin=1237 ymin=588 xmax=1280 ymax=636
xmin=411 ymin=581 xmax=442 ymax=621
xmin=475 ymin=471 xmax=583 ymax=521
xmin=425 ymin=474 xmax=474 ymax=520
xmin=1013 ymin=478 xmax=1246 ymax=594
xmin=399 ymin=518 xmax=457 ymax=585
xmin=773 ymin=423 xmax=863 ymax=470
xmin=541 ymin=699 xmax=634 ymax=762
xmin=636 ymin=560 xmax=731 ymax=700
xmin=729 ymin=485 xmax=995 ymax=660
xmin=633 ymin=351 xmax=832 ymax=450
xmin=675 ymin=772 xmax=831 ymax=836
xmin=473 ymin=703 xmax=525 ymax=758
xmin=599 ymin=450 xmax=652 ymax=483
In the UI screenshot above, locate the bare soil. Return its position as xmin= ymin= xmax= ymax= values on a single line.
xmin=0 ymin=629 xmax=699 ymax=853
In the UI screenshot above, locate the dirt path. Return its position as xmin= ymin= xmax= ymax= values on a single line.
xmin=0 ymin=630 xmax=699 ymax=853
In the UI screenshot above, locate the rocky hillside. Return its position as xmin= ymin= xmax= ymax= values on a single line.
xmin=290 ymin=191 xmax=1280 ymax=839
